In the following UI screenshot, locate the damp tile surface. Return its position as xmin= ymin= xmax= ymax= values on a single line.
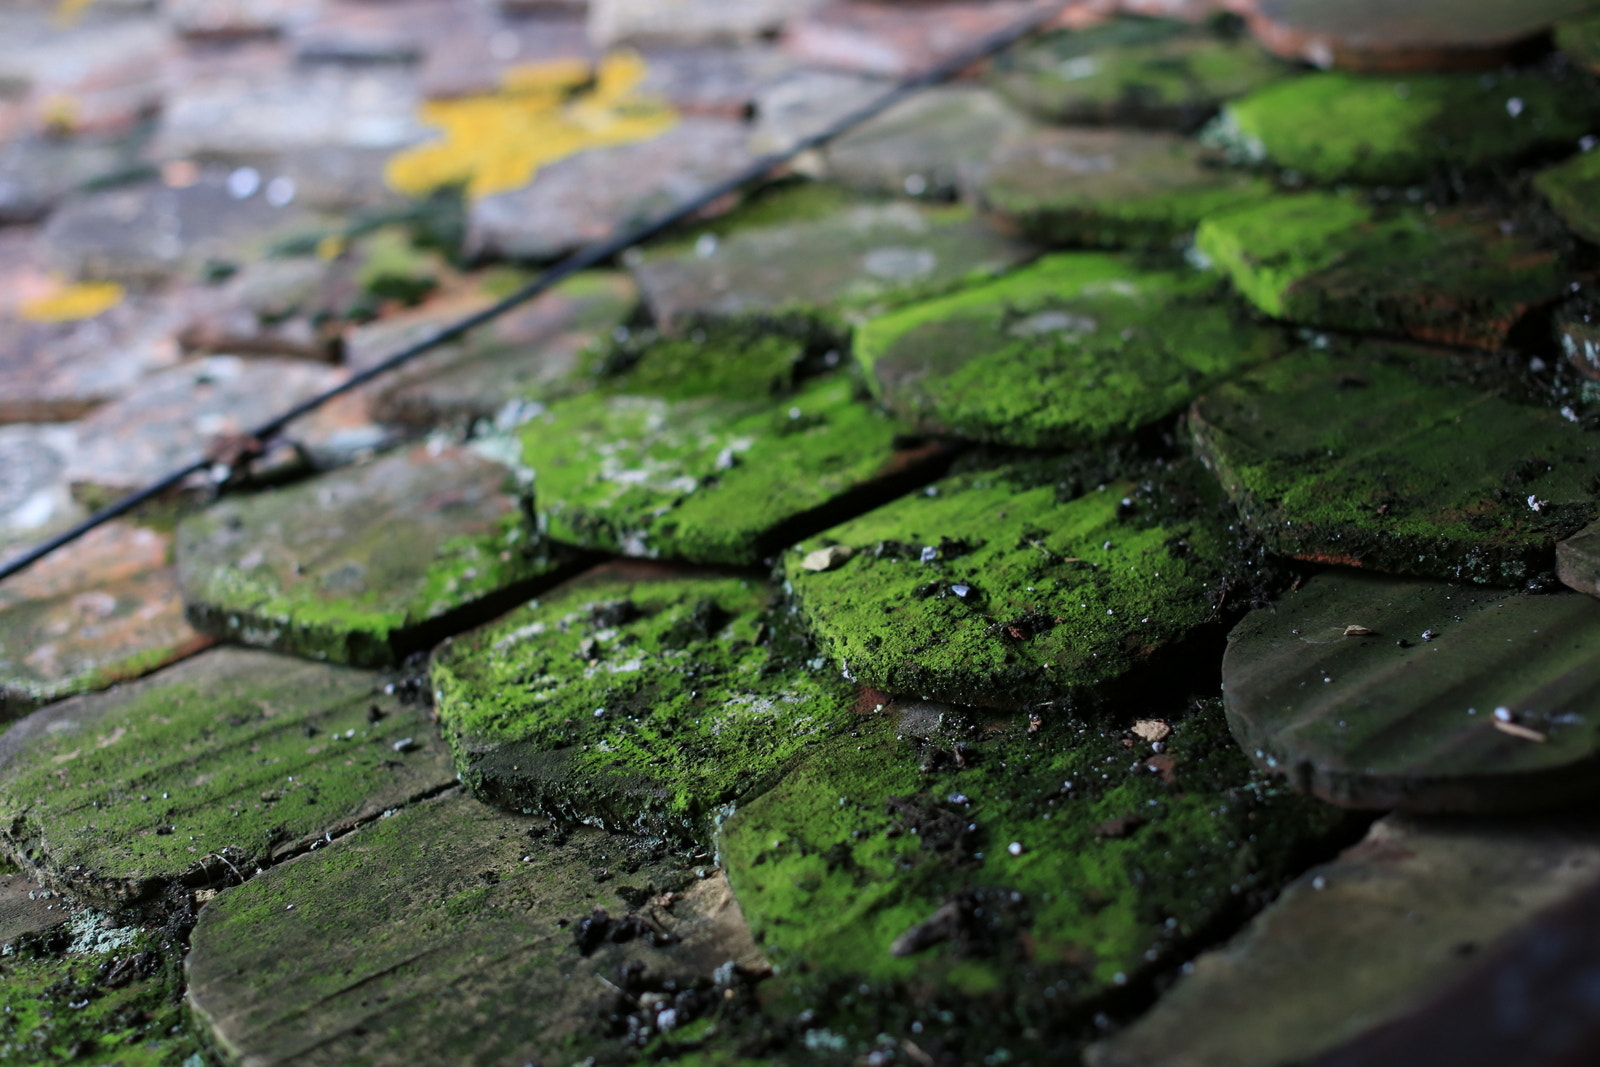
xmin=520 ymin=352 xmax=940 ymax=565
xmin=177 ymin=444 xmax=567 ymax=667
xmin=431 ymin=565 xmax=859 ymax=837
xmin=855 ymin=252 xmax=1288 ymax=449
xmin=977 ymin=127 xmax=1277 ymax=249
xmin=0 ymin=522 xmax=212 ymax=719
xmin=1224 ymin=570 xmax=1600 ymax=812
xmin=718 ymin=700 xmax=1350 ymax=1047
xmin=1557 ymin=520 xmax=1600 ymax=597
xmin=1194 ymin=192 xmax=1573 ymax=349
xmin=1534 ymin=147 xmax=1600 ymax=246
xmin=632 ymin=198 xmax=1036 ymax=333
xmin=187 ymin=790 xmax=757 ymax=1067
xmin=0 ymin=647 xmax=454 ymax=904
xmin=989 ymin=16 xmax=1293 ymax=129
xmin=783 ymin=460 xmax=1234 ymax=706
xmin=1189 ymin=343 xmax=1600 ymax=583
xmin=1205 ymin=69 xmax=1597 ymax=184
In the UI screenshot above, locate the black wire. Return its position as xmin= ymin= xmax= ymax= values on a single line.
xmin=0 ymin=0 xmax=1065 ymax=585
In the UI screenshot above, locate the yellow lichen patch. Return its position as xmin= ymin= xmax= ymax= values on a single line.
xmin=384 ymin=51 xmax=677 ymax=201
xmin=20 ymin=280 xmax=124 ymax=323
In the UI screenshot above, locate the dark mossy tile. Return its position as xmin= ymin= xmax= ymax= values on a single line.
xmin=633 ymin=195 xmax=1034 ymax=334
xmin=1243 ymin=0 xmax=1598 ymax=72
xmin=1 ymin=522 xmax=213 ymax=720
xmin=0 ymin=917 xmax=204 ymax=1065
xmin=371 ymin=270 xmax=638 ymax=429
xmin=1087 ymin=808 xmax=1600 ymax=1067
xmin=1557 ymin=299 xmax=1600 ymax=381
xmin=1534 ymin=148 xmax=1600 ymax=246
xmin=187 ymin=790 xmax=765 ymax=1066
xmin=519 ymin=335 xmax=948 ymax=564
xmin=177 ymin=443 xmax=573 ymax=667
xmin=1204 ymin=70 xmax=1597 ymax=184
xmin=1189 ymin=344 xmax=1599 ymax=582
xmin=988 ymin=16 xmax=1292 ymax=129
xmin=855 ymin=252 xmax=1289 ymax=448
xmin=1557 ymin=10 xmax=1600 ymax=72
xmin=431 ymin=562 xmax=860 ymax=838
xmin=1557 ymin=520 xmax=1600 ymax=597
xmin=1224 ymin=570 xmax=1600 ymax=812
xmin=783 ymin=460 xmax=1235 ymax=707
xmin=1195 ymin=193 xmax=1573 ymax=349
xmin=977 ymin=127 xmax=1276 ymax=249
xmin=718 ymin=699 xmax=1350 ymax=1057
xmin=0 ymin=647 xmax=455 ymax=905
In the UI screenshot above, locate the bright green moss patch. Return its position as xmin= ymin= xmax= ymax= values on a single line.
xmin=1190 ymin=343 xmax=1600 ymax=583
xmin=431 ymin=564 xmax=859 ymax=837
xmin=0 ymin=922 xmax=205 ymax=1066
xmin=1195 ymin=192 xmax=1573 ymax=348
xmin=782 ymin=459 xmax=1235 ymax=706
xmin=520 ymin=335 xmax=943 ymax=564
xmin=632 ymin=199 xmax=1036 ymax=334
xmin=719 ymin=700 xmax=1351 ymax=1054
xmin=0 ymin=647 xmax=455 ymax=904
xmin=854 ymin=252 xmax=1288 ymax=448
xmin=1204 ymin=70 xmax=1598 ymax=184
xmin=989 ymin=16 xmax=1293 ymax=129
xmin=978 ymin=128 xmax=1276 ymax=249
xmin=1534 ymin=149 xmax=1600 ymax=245
xmin=177 ymin=444 xmax=573 ymax=667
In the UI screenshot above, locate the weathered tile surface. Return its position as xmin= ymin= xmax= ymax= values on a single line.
xmin=0 ymin=647 xmax=455 ymax=904
xmin=1088 ymin=809 xmax=1600 ymax=1067
xmin=784 ymin=460 xmax=1236 ymax=706
xmin=0 ymin=522 xmax=212 ymax=719
xmin=176 ymin=254 xmax=356 ymax=361
xmin=748 ymin=67 xmax=891 ymax=156
xmin=521 ymin=339 xmax=948 ymax=564
xmin=1190 ymin=344 xmax=1600 ymax=582
xmin=432 ymin=562 xmax=859 ymax=836
xmin=1195 ymin=194 xmax=1573 ymax=349
xmin=0 ymin=7 xmax=172 ymax=137
xmin=977 ymin=126 xmax=1276 ymax=248
xmin=588 ymin=0 xmax=828 ymax=47
xmin=62 ymin=355 xmax=349 ymax=498
xmin=165 ymin=0 xmax=321 ymax=40
xmin=0 ymin=131 xmax=149 ymax=226
xmin=1205 ymin=70 xmax=1598 ymax=184
xmin=633 ymin=194 xmax=1036 ymax=332
xmin=856 ymin=252 xmax=1287 ymax=448
xmin=0 ymin=424 xmax=82 ymax=544
xmin=1534 ymin=147 xmax=1600 ymax=246
xmin=635 ymin=44 xmax=799 ymax=118
xmin=1556 ymin=298 xmax=1600 ymax=381
xmin=823 ymin=85 xmax=1036 ymax=199
xmin=37 ymin=175 xmax=323 ymax=284
xmin=372 ymin=270 xmax=639 ymax=428
xmin=177 ymin=444 xmax=569 ymax=667
xmin=1243 ymin=0 xmax=1600 ymax=72
xmin=188 ymin=789 xmax=767 ymax=1066
xmin=991 ymin=16 xmax=1292 ymax=128
xmin=719 ymin=698 xmax=1350 ymax=1059
xmin=0 ymin=862 xmax=67 ymax=948
xmin=1225 ymin=570 xmax=1600 ymax=812
xmin=785 ymin=0 xmax=1038 ymax=78
xmin=468 ymin=118 xmax=756 ymax=261
xmin=1557 ymin=521 xmax=1600 ymax=598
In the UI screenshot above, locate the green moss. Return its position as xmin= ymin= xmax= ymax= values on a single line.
xmin=783 ymin=459 xmax=1235 ymax=706
xmin=1205 ymin=70 xmax=1598 ymax=184
xmin=989 ymin=16 xmax=1293 ymax=129
xmin=1195 ymin=192 xmax=1573 ymax=348
xmin=0 ymin=926 xmax=205 ymax=1065
xmin=719 ymin=700 xmax=1351 ymax=1054
xmin=979 ymin=130 xmax=1277 ymax=249
xmin=431 ymin=567 xmax=859 ymax=837
xmin=854 ymin=252 xmax=1288 ymax=448
xmin=356 ymin=226 xmax=440 ymax=306
xmin=1534 ymin=149 xmax=1600 ymax=245
xmin=520 ymin=338 xmax=934 ymax=563
xmin=1556 ymin=11 xmax=1600 ymax=71
xmin=1190 ymin=343 xmax=1600 ymax=583
xmin=177 ymin=447 xmax=571 ymax=667
xmin=0 ymin=648 xmax=452 ymax=903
